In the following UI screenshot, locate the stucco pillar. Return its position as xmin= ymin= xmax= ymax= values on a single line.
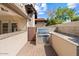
xmin=8 ymin=20 xmax=12 ymax=33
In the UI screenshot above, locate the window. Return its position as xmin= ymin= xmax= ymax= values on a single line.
xmin=12 ymin=23 xmax=17 ymax=32
xmin=3 ymin=23 xmax=8 ymax=34
xmin=0 ymin=22 xmax=18 ymax=34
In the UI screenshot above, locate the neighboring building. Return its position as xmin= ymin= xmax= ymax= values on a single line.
xmin=35 ymin=18 xmax=47 ymax=27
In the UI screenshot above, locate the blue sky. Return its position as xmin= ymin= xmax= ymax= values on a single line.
xmin=35 ymin=3 xmax=79 ymax=19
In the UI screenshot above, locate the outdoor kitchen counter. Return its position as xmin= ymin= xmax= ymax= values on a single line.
xmin=49 ymin=32 xmax=79 ymax=46
xmin=49 ymin=31 xmax=79 ymax=56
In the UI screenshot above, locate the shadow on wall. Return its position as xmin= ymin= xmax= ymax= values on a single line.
xmin=44 ymin=45 xmax=58 ymax=56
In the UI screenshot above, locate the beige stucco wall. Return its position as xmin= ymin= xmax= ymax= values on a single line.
xmin=16 ymin=18 xmax=27 ymax=31
xmin=0 ymin=17 xmax=27 ymax=30
xmin=0 ymin=4 xmax=27 ymax=31
xmin=0 ymin=31 xmax=27 ymax=56
xmin=50 ymin=32 xmax=77 ymax=56
xmin=56 ymin=21 xmax=79 ymax=36
xmin=15 ymin=3 xmax=27 ymax=15
xmin=0 ymin=4 xmax=19 ymax=15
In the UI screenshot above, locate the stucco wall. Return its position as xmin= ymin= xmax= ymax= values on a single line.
xmin=56 ymin=21 xmax=79 ymax=36
xmin=0 ymin=4 xmax=19 ymax=15
xmin=0 ymin=4 xmax=27 ymax=31
xmin=0 ymin=17 xmax=27 ymax=31
xmin=0 ymin=31 xmax=27 ymax=56
xmin=50 ymin=32 xmax=77 ymax=56
xmin=48 ymin=21 xmax=79 ymax=56
xmin=16 ymin=18 xmax=27 ymax=31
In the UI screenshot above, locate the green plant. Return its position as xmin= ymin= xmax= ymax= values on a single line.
xmin=72 ymin=16 xmax=79 ymax=21
xmin=46 ymin=7 xmax=76 ymax=26
xmin=46 ymin=18 xmax=63 ymax=26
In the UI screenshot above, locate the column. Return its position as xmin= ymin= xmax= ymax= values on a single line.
xmin=8 ymin=20 xmax=12 ymax=33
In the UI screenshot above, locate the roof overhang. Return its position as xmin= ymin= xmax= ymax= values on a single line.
xmin=2 ymin=3 xmax=30 ymax=20
xmin=35 ymin=18 xmax=47 ymax=22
